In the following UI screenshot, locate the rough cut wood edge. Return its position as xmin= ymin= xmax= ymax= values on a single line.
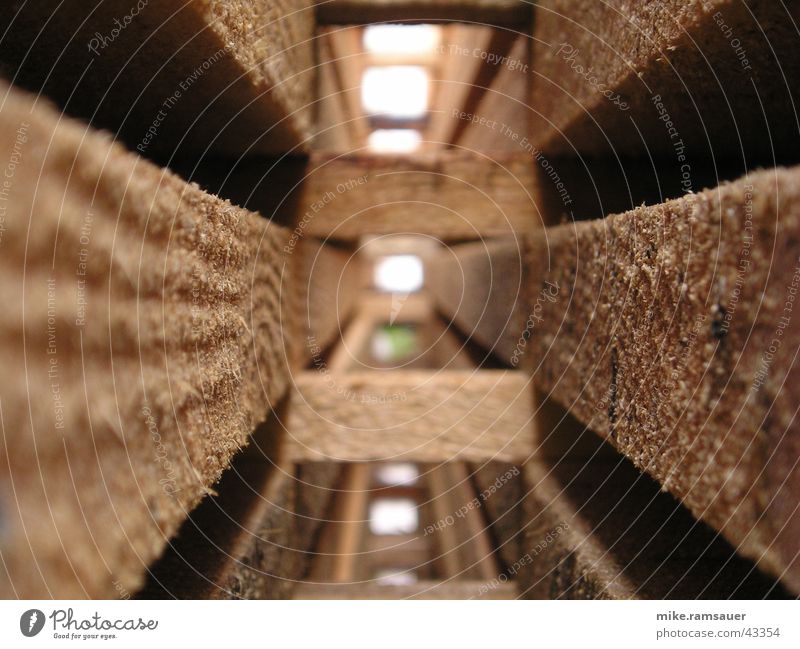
xmin=526 ymin=166 xmax=800 ymax=592
xmin=138 ymin=415 xmax=344 ymax=599
xmin=426 ymin=237 xmax=527 ymax=365
xmin=0 ymin=0 xmax=315 ymax=155
xmin=518 ymin=451 xmax=788 ymax=599
xmin=530 ymin=0 xmax=800 ymax=158
xmin=300 ymin=151 xmax=538 ymax=240
xmin=0 ymin=81 xmax=294 ymax=598
xmin=316 ymin=0 xmax=532 ymax=26
xmin=285 ymin=370 xmax=533 ymax=462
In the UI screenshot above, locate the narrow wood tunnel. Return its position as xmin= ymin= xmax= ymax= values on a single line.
xmin=1 ymin=0 xmax=799 ymax=610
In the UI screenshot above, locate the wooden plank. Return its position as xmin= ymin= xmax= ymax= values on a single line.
xmin=315 ymin=36 xmax=357 ymax=152
xmin=294 ymin=579 xmax=517 ymax=599
xmin=324 ymin=28 xmax=371 ymax=149
xmin=285 ymin=370 xmax=533 ymax=462
xmin=301 ymin=151 xmax=538 ymax=240
xmin=427 ymin=25 xmax=496 ymax=147
xmin=0 ymin=81 xmax=293 ymax=598
xmin=309 ymin=463 xmax=373 ymax=582
xmin=364 ymin=533 xmax=431 ymax=572
xmin=441 ymin=462 xmax=500 ymax=581
xmin=425 ymin=467 xmax=466 ymax=578
xmin=525 ymin=167 xmax=800 ymax=592
xmin=0 ymin=1 xmax=315 ymax=155
xmin=314 ymin=27 xmax=372 ymax=153
xmin=517 ymin=415 xmax=787 ymax=599
xmin=316 ymin=0 xmax=532 ymax=26
xmin=425 ymin=237 xmax=527 ymax=365
xmin=530 ymin=1 xmax=800 ymax=159
xmin=139 ymin=413 xmax=343 ymax=599
xmin=444 ymin=29 xmax=519 ymax=148
xmin=305 ymin=310 xmax=376 ymax=583
xmin=294 ymin=239 xmax=361 ymax=362
xmin=468 ymin=461 xmax=524 ymax=570
xmin=457 ymin=34 xmax=529 ymax=151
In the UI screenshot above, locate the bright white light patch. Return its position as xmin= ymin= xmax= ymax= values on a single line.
xmin=368 ymin=129 xmax=422 ymax=153
xmin=374 ymin=255 xmax=424 ymax=293
xmin=375 ymin=463 xmax=419 ymax=486
xmin=369 ymin=498 xmax=418 ymax=535
xmin=363 ymin=24 xmax=440 ymax=55
xmin=362 ymin=66 xmax=428 ymax=119
xmin=375 ymin=569 xmax=418 ymax=586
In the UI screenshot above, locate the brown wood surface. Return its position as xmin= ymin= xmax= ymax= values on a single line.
xmin=0 ymin=81 xmax=293 ymax=598
xmin=525 ymin=167 xmax=800 ymax=592
xmin=0 ymin=0 xmax=315 ymax=156
xmin=316 ymin=0 xmax=532 ymax=26
xmin=300 ymin=151 xmax=538 ymax=240
xmin=285 ymin=370 xmax=533 ymax=462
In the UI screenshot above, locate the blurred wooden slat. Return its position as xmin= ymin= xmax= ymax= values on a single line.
xmin=426 ymin=238 xmax=527 ymax=366
xmin=295 ymin=239 xmax=361 ymax=363
xmin=0 ymin=0 xmax=315 ymax=156
xmin=301 ymin=151 xmax=537 ymax=240
xmin=530 ymin=0 xmax=800 ymax=159
xmin=457 ymin=35 xmax=529 ymax=151
xmin=286 ymin=370 xmax=533 ymax=462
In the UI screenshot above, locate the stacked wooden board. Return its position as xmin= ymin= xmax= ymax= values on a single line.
xmin=0 ymin=80 xmax=294 ymax=597
xmin=519 ymin=413 xmax=788 ymax=599
xmin=530 ymin=0 xmax=800 ymax=159
xmin=0 ymin=1 xmax=315 ymax=156
xmin=524 ymin=168 xmax=800 ymax=592
xmin=301 ymin=151 xmax=539 ymax=241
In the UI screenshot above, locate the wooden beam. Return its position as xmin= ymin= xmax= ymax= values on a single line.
xmin=364 ymin=533 xmax=432 ymax=573
xmin=445 ymin=29 xmax=519 ymax=148
xmin=518 ymin=418 xmax=787 ymax=599
xmin=425 ymin=237 xmax=527 ymax=365
xmin=0 ymin=1 xmax=315 ymax=156
xmin=0 ymin=81 xmax=293 ymax=598
xmin=285 ymin=370 xmax=533 ymax=462
xmin=530 ymin=1 xmax=800 ymax=159
xmin=294 ymin=239 xmax=361 ymax=363
xmin=441 ymin=463 xmax=501 ymax=581
xmin=468 ymin=461 xmax=525 ymax=569
xmin=315 ymin=36 xmax=357 ymax=152
xmin=139 ymin=413 xmax=342 ymax=599
xmin=304 ymin=309 xmax=376 ymax=583
xmin=427 ymin=25 xmax=496 ymax=147
xmin=310 ymin=463 xmax=373 ymax=583
xmin=425 ymin=467 xmax=467 ymax=578
xmin=525 ymin=166 xmax=800 ymax=592
xmin=300 ymin=151 xmax=538 ymax=240
xmin=316 ymin=0 xmax=532 ymax=26
xmin=457 ymin=34 xmax=530 ymax=151
xmin=294 ymin=579 xmax=517 ymax=599
xmin=324 ymin=28 xmax=371 ymax=148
